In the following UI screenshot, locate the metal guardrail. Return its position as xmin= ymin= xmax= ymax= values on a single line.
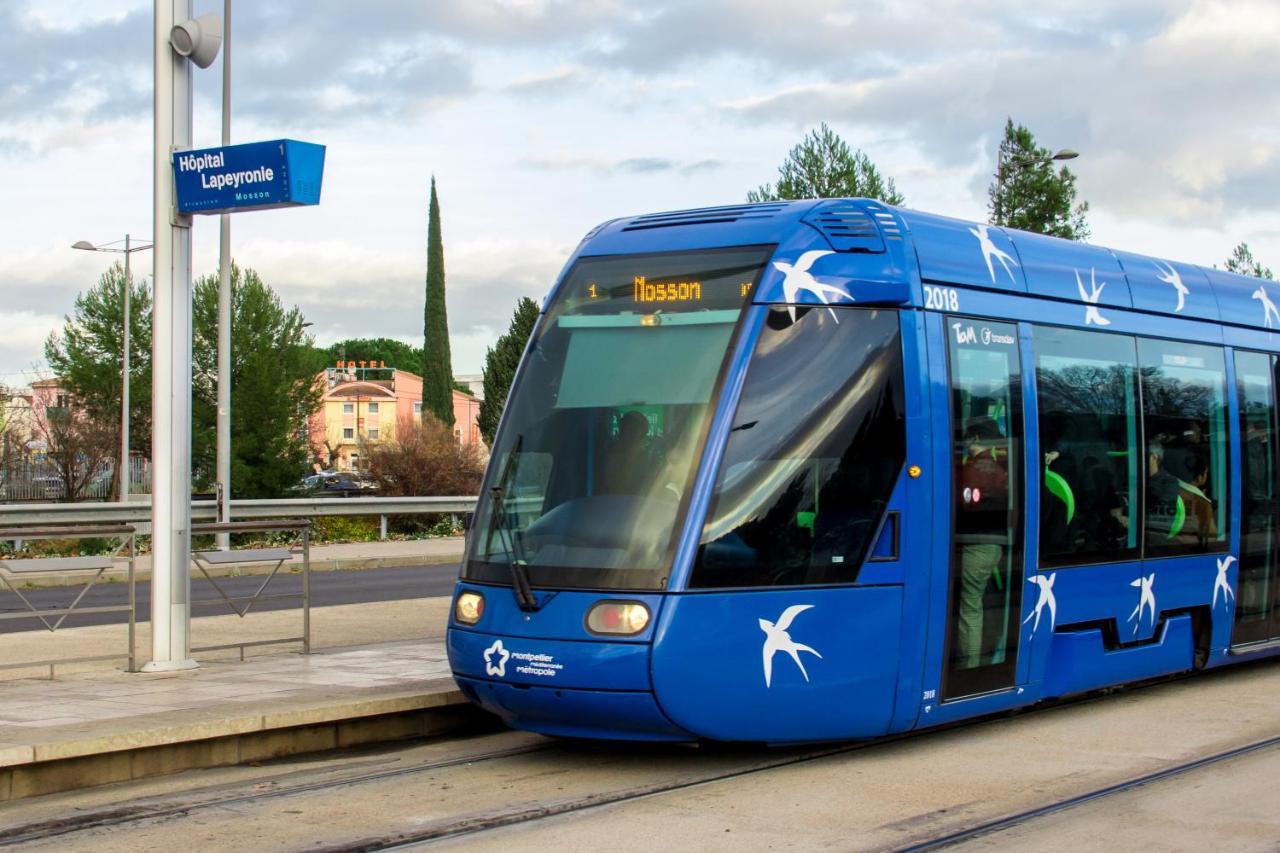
xmin=0 ymin=495 xmax=478 ymax=529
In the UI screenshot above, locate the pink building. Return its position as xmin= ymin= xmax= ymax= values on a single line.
xmin=308 ymin=364 xmax=483 ymax=471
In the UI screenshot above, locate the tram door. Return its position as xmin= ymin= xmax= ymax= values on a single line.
xmin=940 ymin=317 xmax=1026 ymax=699
xmin=1233 ymin=351 xmax=1280 ymax=645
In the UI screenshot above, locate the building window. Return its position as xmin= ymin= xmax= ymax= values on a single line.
xmin=343 ymin=427 xmax=354 ymax=439
xmin=343 ymin=403 xmax=354 ymax=414
xmin=368 ymin=428 xmax=380 ymax=440
xmin=413 ymin=402 xmax=422 ymax=416
xmin=367 ymin=402 xmax=379 ymax=413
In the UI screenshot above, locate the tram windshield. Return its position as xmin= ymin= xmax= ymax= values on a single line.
xmin=464 ymin=246 xmax=772 ymax=591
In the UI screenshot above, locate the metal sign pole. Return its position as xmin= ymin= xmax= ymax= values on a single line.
xmin=145 ymin=0 xmax=198 ymax=671
xmin=215 ymin=0 xmax=232 ymax=551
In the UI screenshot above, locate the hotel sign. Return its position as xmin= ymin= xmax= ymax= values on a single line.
xmin=172 ymin=139 xmax=325 ymax=215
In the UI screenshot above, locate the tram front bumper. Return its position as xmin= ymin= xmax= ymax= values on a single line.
xmin=447 ymin=627 xmax=693 ymax=741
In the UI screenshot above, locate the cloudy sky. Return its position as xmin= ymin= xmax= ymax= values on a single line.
xmin=3 ymin=0 xmax=1279 ymax=389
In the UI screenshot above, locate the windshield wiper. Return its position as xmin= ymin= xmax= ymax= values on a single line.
xmin=487 ymin=454 xmax=538 ymax=610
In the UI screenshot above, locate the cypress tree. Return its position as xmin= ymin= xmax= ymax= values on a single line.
xmin=422 ymin=176 xmax=455 ymax=428
xmin=479 ymin=297 xmax=540 ymax=446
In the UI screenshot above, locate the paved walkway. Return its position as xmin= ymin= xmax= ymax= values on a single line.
xmin=0 ymin=638 xmax=468 ymax=799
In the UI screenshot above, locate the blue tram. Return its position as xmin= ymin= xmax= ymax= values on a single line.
xmin=446 ymin=199 xmax=1280 ymax=743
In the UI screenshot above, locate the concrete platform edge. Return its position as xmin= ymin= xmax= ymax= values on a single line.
xmin=0 ymin=688 xmax=491 ymax=802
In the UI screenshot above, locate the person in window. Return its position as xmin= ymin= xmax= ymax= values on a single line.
xmin=956 ymin=417 xmax=1009 ymax=669
xmin=603 ymin=410 xmax=651 ymax=494
xmin=1146 ymin=440 xmax=1180 ymax=537
xmin=1179 ymin=448 xmax=1216 ymax=545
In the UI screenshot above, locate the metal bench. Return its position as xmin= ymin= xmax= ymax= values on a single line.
xmin=189 ymin=519 xmax=312 ymax=658
xmin=0 ymin=525 xmax=137 ymax=677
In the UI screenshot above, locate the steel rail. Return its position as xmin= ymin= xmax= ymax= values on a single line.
xmin=0 ymin=740 xmax=552 ymax=847
xmin=356 ymin=729 xmax=1280 ymax=850
xmin=894 ymin=734 xmax=1280 ymax=852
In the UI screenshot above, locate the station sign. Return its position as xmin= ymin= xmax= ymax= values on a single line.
xmin=172 ymin=139 xmax=325 ymax=215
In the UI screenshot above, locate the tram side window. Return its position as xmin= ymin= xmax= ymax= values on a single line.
xmin=690 ymin=307 xmax=905 ymax=589
xmin=1138 ymin=339 xmax=1229 ymax=555
xmin=1234 ymin=350 xmax=1276 ymax=643
xmin=1033 ymin=328 xmax=1141 ymax=567
xmin=944 ymin=318 xmax=1024 ymax=687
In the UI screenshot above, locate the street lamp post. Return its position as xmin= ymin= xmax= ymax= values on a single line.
xmin=994 ymin=147 xmax=1079 ymax=226
xmin=72 ymin=235 xmax=154 ymax=502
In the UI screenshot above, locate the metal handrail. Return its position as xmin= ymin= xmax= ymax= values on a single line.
xmin=189 ymin=519 xmax=312 ymax=660
xmin=0 ymin=524 xmax=137 ymax=678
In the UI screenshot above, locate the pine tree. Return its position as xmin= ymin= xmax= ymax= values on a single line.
xmin=478 ymin=297 xmax=540 ymax=446
xmin=191 ymin=264 xmax=321 ymax=498
xmin=421 ymin=177 xmax=455 ymax=429
xmin=47 ymin=262 xmax=319 ymax=499
xmin=989 ymin=118 xmax=1089 ymax=240
xmin=748 ymin=123 xmax=904 ymax=205
xmin=1225 ymin=242 xmax=1274 ymax=279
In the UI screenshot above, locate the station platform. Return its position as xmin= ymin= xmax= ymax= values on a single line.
xmin=0 ymin=639 xmax=481 ymax=801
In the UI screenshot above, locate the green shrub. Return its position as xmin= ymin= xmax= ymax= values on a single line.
xmin=311 ymin=516 xmax=379 ymax=543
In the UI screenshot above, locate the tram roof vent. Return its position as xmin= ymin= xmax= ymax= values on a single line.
xmin=867 ymin=207 xmax=903 ymax=240
xmin=622 ymin=203 xmax=787 ymax=232
xmin=803 ymin=203 xmax=887 ymax=253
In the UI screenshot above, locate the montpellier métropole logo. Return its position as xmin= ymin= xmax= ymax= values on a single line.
xmin=483 ymin=639 xmax=510 ymax=677
xmin=771 ymin=250 xmax=853 ymax=323
xmin=758 ymin=604 xmax=823 ymax=688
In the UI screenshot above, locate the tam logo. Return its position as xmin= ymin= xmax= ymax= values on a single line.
xmin=952 ymin=323 xmax=977 ymax=345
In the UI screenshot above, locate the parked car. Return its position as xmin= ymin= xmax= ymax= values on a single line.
xmin=322 ymin=473 xmax=379 ymax=494
xmin=290 ymin=473 xmax=335 ymax=493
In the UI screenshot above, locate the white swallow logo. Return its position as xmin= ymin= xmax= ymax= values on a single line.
xmin=1076 ymin=268 xmax=1111 ymax=326
xmin=483 ymin=639 xmax=510 ymax=677
xmin=759 ymin=604 xmax=823 ymax=688
xmin=1023 ymin=573 xmax=1057 ymax=634
xmin=1213 ymin=555 xmax=1237 ymax=610
xmin=1252 ymin=285 xmax=1280 ymax=329
xmin=1128 ymin=574 xmax=1156 ymax=635
xmin=772 ymin=250 xmax=853 ymax=323
xmin=969 ymin=224 xmax=1019 ymax=285
xmin=1153 ymin=260 xmax=1189 ymax=313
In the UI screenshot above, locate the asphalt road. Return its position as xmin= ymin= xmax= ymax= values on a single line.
xmin=0 ymin=563 xmax=461 ymax=633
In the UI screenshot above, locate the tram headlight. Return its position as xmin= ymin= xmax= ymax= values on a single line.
xmin=586 ymin=601 xmax=650 ymax=635
xmin=454 ymin=591 xmax=485 ymax=625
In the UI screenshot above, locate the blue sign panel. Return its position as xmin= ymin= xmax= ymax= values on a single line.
xmin=172 ymin=139 xmax=325 ymax=215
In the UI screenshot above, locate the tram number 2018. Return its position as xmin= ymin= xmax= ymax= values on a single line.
xmin=923 ymin=286 xmax=960 ymax=311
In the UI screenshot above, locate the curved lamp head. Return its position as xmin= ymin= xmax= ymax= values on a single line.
xmin=170 ymin=13 xmax=223 ymax=69
xmin=71 ymin=240 xmax=97 ymax=251
xmin=1050 ymin=149 xmax=1079 ymax=162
